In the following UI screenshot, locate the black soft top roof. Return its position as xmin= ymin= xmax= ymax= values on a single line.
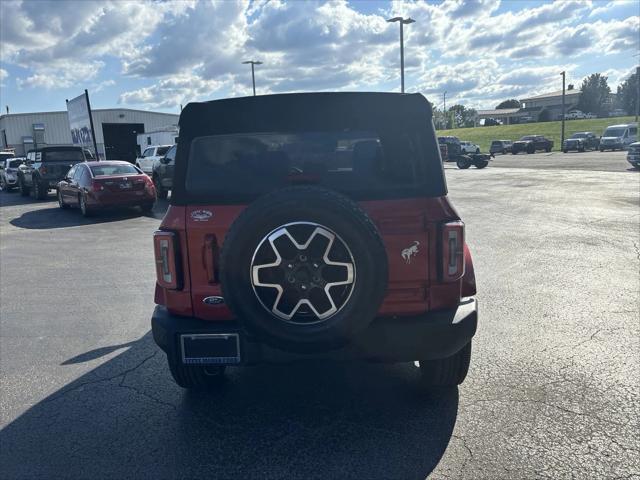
xmin=172 ymin=92 xmax=445 ymax=204
xmin=179 ymin=92 xmax=432 ymax=136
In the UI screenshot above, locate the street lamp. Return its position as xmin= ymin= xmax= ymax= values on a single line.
xmin=387 ymin=16 xmax=415 ymax=93
xmin=242 ymin=60 xmax=263 ymax=96
xmin=560 ymin=71 xmax=566 ymax=146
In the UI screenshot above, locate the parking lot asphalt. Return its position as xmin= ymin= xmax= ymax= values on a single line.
xmin=1 ymin=150 xmax=638 ymax=479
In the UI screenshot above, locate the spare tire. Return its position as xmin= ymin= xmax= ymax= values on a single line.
xmin=219 ymin=186 xmax=388 ymax=352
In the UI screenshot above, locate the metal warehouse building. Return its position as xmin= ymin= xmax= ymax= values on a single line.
xmin=0 ymin=108 xmax=179 ymax=161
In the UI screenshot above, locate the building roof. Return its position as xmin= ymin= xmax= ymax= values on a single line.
xmin=477 ymin=108 xmax=521 ymax=116
xmin=522 ymin=89 xmax=581 ymax=101
xmin=0 ymin=107 xmax=179 ymax=120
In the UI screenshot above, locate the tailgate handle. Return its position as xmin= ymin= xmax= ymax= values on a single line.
xmin=202 ymin=235 xmax=219 ymax=283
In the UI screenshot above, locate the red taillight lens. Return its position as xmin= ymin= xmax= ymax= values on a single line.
xmin=442 ymin=221 xmax=465 ymax=281
xmin=154 ymin=231 xmax=182 ymax=289
xmin=91 ymin=180 xmax=104 ymax=192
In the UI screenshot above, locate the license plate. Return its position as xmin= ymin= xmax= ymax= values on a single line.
xmin=120 ymin=182 xmax=132 ymax=189
xmin=181 ymin=334 xmax=241 ymax=365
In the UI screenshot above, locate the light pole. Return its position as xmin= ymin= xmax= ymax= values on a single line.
xmin=242 ymin=60 xmax=262 ymax=96
xmin=443 ymin=91 xmax=447 ymax=128
xmin=560 ymin=71 xmax=566 ymax=147
xmin=632 ymin=66 xmax=640 ymax=122
xmin=387 ymin=16 xmax=415 ymax=93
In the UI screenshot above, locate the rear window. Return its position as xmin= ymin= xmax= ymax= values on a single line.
xmin=8 ymin=159 xmax=22 ymax=168
xmin=157 ymin=146 xmax=171 ymax=156
xmin=491 ymin=141 xmax=501 ymax=146
xmin=90 ymin=164 xmax=140 ymax=176
xmin=43 ymin=150 xmax=85 ymax=162
xmin=185 ymin=131 xmax=426 ymax=200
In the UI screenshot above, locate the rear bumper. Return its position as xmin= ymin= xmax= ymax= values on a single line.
xmin=87 ymin=193 xmax=155 ymax=208
xmin=151 ymin=298 xmax=478 ymax=365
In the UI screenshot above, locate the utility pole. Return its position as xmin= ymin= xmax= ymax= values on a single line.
xmin=560 ymin=71 xmax=566 ymax=147
xmin=387 ymin=17 xmax=415 ymax=93
xmin=242 ymin=60 xmax=262 ymax=96
xmin=636 ymin=65 xmax=640 ymax=122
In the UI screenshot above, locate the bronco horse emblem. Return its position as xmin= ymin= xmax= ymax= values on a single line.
xmin=401 ymin=241 xmax=420 ymax=264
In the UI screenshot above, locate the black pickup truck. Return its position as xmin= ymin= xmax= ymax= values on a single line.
xmin=18 ymin=146 xmax=89 ymax=199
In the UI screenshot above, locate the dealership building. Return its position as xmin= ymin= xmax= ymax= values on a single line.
xmin=0 ymin=108 xmax=179 ymax=161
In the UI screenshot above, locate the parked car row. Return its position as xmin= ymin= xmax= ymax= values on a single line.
xmin=0 ymin=144 xmax=178 ymax=215
xmin=484 ymin=123 xmax=637 ymax=156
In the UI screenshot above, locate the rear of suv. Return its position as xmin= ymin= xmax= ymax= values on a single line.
xmin=18 ymin=146 xmax=87 ymax=199
xmin=151 ymin=93 xmax=478 ymax=390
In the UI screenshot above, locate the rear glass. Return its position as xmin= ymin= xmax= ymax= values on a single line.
xmin=43 ymin=150 xmax=84 ymax=162
xmin=520 ymin=136 xmax=535 ymax=141
xmin=8 ymin=159 xmax=22 ymax=168
xmin=90 ymin=164 xmax=140 ymax=176
xmin=186 ymin=131 xmax=425 ymax=198
xmin=571 ymin=133 xmax=587 ymax=138
xmin=157 ymin=146 xmax=171 ymax=156
xmin=491 ymin=141 xmax=501 ymax=146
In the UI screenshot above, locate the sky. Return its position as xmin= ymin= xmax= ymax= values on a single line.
xmin=0 ymin=0 xmax=638 ymax=114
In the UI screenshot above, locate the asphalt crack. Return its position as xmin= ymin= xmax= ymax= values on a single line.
xmin=42 ymin=351 xmax=158 ymax=404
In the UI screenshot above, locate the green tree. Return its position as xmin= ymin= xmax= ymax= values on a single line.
xmin=495 ymin=99 xmax=521 ymax=109
xmin=449 ymin=104 xmax=478 ymax=128
xmin=616 ymin=70 xmax=638 ymax=115
xmin=577 ymin=73 xmax=611 ymax=116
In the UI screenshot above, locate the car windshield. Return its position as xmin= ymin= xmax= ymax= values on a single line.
xmin=186 ymin=130 xmax=425 ymax=199
xmin=90 ymin=163 xmax=140 ymax=176
xmin=8 ymin=159 xmax=22 ymax=168
xmin=491 ymin=141 xmax=501 ymax=146
xmin=604 ymin=128 xmax=625 ymax=137
xmin=571 ymin=133 xmax=587 ymax=138
xmin=157 ymin=146 xmax=171 ymax=156
xmin=520 ymin=136 xmax=536 ymax=141
xmin=43 ymin=150 xmax=85 ymax=162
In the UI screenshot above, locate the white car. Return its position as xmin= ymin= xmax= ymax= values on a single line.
xmin=135 ymin=145 xmax=172 ymax=174
xmin=460 ymin=141 xmax=480 ymax=154
xmin=0 ymin=155 xmax=24 ymax=192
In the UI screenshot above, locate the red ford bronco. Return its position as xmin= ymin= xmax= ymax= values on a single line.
xmin=151 ymin=93 xmax=478 ymax=390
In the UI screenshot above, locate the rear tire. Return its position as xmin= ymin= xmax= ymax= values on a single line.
xmin=419 ymin=342 xmax=472 ymax=387
xmin=33 ymin=180 xmax=47 ymax=200
xmin=168 ymin=360 xmax=226 ymax=390
xmin=79 ymin=194 xmax=92 ymax=217
xmin=474 ymin=161 xmax=488 ymax=169
xmin=57 ymin=189 xmax=69 ymax=209
xmin=19 ymin=178 xmax=30 ymax=196
xmin=154 ymin=175 xmax=168 ymax=200
xmin=456 ymin=158 xmax=471 ymax=169
xmin=563 ymin=150 xmax=568 ymax=153
xmin=545 ymin=147 xmax=551 ymax=153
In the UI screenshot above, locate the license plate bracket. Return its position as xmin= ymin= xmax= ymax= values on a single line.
xmin=180 ymin=333 xmax=241 ymax=365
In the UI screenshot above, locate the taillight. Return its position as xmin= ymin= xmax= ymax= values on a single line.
xmin=154 ymin=231 xmax=182 ymax=289
xmin=143 ymin=175 xmax=155 ymax=193
xmin=441 ymin=221 xmax=465 ymax=281
xmin=91 ymin=180 xmax=104 ymax=192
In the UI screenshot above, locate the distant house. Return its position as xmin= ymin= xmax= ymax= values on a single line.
xmin=477 ymin=86 xmax=617 ymax=125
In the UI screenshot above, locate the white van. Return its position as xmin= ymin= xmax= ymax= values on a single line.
xmin=599 ymin=123 xmax=638 ymax=151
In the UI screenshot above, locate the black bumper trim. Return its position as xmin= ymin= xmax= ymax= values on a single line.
xmin=151 ymin=298 xmax=478 ymax=365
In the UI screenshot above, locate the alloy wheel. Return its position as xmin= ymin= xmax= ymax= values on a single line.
xmin=250 ymin=222 xmax=356 ymax=324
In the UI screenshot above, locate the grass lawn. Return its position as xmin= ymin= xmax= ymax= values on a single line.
xmin=437 ymin=116 xmax=637 ymax=152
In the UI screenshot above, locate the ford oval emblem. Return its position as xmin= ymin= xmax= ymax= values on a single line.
xmin=191 ymin=210 xmax=213 ymax=222
xmin=203 ymin=296 xmax=224 ymax=305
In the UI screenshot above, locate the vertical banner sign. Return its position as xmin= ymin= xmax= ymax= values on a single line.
xmin=67 ymin=90 xmax=99 ymax=159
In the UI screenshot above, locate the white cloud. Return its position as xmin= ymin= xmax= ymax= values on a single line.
xmin=16 ymin=61 xmax=104 ymax=89
xmin=0 ymin=69 xmax=8 ymax=80
xmin=119 ymin=75 xmax=228 ymax=109
xmin=1 ymin=0 xmax=638 ymax=110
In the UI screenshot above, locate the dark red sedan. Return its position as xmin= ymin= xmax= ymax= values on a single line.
xmin=57 ymin=161 xmax=156 ymax=216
